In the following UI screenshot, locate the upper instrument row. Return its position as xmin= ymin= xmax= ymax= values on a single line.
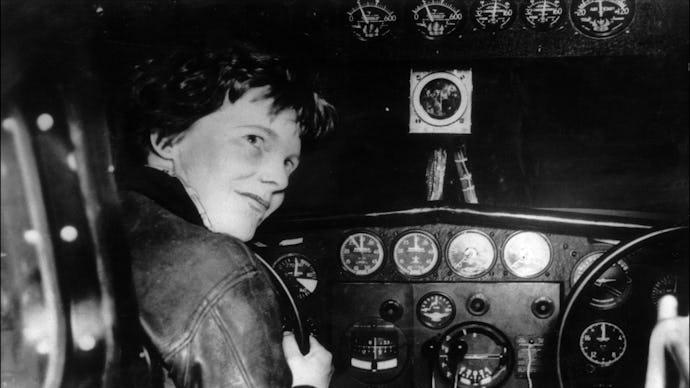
xmin=346 ymin=0 xmax=634 ymax=40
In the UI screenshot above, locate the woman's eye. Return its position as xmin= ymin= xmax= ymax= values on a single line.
xmin=245 ymin=135 xmax=264 ymax=146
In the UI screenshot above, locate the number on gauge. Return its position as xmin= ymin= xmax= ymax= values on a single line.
xmin=447 ymin=230 xmax=496 ymax=278
xmin=521 ymin=0 xmax=565 ymax=31
xmin=340 ymin=232 xmax=385 ymax=276
xmin=273 ymin=254 xmax=318 ymax=301
xmin=579 ymin=321 xmax=627 ymax=367
xmin=347 ymin=0 xmax=398 ymax=41
xmin=412 ymin=0 xmax=465 ymax=39
xmin=417 ymin=292 xmax=455 ymax=329
xmin=471 ymin=0 xmax=517 ymax=31
xmin=393 ymin=231 xmax=439 ymax=276
xmin=570 ymin=0 xmax=635 ymax=39
xmin=502 ymin=231 xmax=552 ymax=278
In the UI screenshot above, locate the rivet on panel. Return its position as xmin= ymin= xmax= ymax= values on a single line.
xmin=60 ymin=226 xmax=78 ymax=242
xmin=36 ymin=114 xmax=54 ymax=131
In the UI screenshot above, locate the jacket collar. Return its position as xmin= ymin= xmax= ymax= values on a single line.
xmin=118 ymin=166 xmax=204 ymax=227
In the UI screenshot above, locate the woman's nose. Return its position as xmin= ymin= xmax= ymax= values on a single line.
xmin=259 ymin=156 xmax=289 ymax=190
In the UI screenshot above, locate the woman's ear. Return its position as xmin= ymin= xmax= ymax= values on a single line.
xmin=149 ymin=132 xmax=178 ymax=160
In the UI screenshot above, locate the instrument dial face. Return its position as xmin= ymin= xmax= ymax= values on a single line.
xmin=340 ymin=232 xmax=385 ymax=276
xmin=412 ymin=0 xmax=465 ymax=39
xmin=412 ymin=72 xmax=469 ymax=127
xmin=393 ymin=231 xmax=439 ymax=276
xmin=571 ymin=251 xmax=604 ymax=286
xmin=447 ymin=230 xmax=496 ymax=278
xmin=273 ymin=254 xmax=318 ymax=300
xmin=521 ymin=0 xmax=565 ymax=31
xmin=570 ymin=0 xmax=635 ymax=39
xmin=471 ymin=0 xmax=517 ymax=31
xmin=438 ymin=322 xmax=513 ymax=387
xmin=588 ymin=260 xmax=631 ymax=309
xmin=347 ymin=0 xmax=397 ymax=41
xmin=502 ymin=232 xmax=552 ymax=278
xmin=579 ymin=321 xmax=627 ymax=367
xmin=417 ymin=292 xmax=456 ymax=329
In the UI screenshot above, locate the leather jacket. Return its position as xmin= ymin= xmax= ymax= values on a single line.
xmin=119 ymin=167 xmax=293 ymax=388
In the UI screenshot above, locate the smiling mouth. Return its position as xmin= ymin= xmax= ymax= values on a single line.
xmin=238 ymin=191 xmax=270 ymax=211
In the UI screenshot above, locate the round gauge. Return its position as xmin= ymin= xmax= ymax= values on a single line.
xmin=347 ymin=0 xmax=397 ymax=41
xmin=521 ymin=0 xmax=565 ymax=31
xmin=588 ymin=260 xmax=631 ymax=309
xmin=273 ymin=254 xmax=318 ymax=300
xmin=437 ymin=322 xmax=513 ymax=387
xmin=447 ymin=230 xmax=496 ymax=278
xmin=571 ymin=251 xmax=605 ymax=286
xmin=412 ymin=0 xmax=466 ymax=39
xmin=417 ymin=292 xmax=456 ymax=329
xmin=570 ymin=0 xmax=635 ymax=39
xmin=393 ymin=231 xmax=439 ymax=276
xmin=579 ymin=321 xmax=627 ymax=367
xmin=412 ymin=72 xmax=469 ymax=126
xmin=651 ymin=274 xmax=679 ymax=305
xmin=502 ymin=231 xmax=552 ymax=278
xmin=340 ymin=232 xmax=385 ymax=276
xmin=471 ymin=0 xmax=517 ymax=31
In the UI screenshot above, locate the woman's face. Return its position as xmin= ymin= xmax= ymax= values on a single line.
xmin=167 ymin=87 xmax=301 ymax=241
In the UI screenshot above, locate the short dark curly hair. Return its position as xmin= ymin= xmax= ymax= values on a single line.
xmin=120 ymin=44 xmax=335 ymax=165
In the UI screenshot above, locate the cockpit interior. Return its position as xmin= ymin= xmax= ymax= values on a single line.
xmin=2 ymin=1 xmax=688 ymax=387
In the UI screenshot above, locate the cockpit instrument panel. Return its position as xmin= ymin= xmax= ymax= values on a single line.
xmin=273 ymin=254 xmax=318 ymax=300
xmin=521 ymin=0 xmax=566 ymax=31
xmin=471 ymin=0 xmax=518 ymax=31
xmin=411 ymin=0 xmax=466 ymax=39
xmin=347 ymin=0 xmax=398 ymax=41
xmin=393 ymin=231 xmax=440 ymax=276
xmin=340 ymin=232 xmax=385 ymax=276
xmin=501 ymin=231 xmax=552 ymax=278
xmin=579 ymin=321 xmax=627 ymax=367
xmin=446 ymin=230 xmax=497 ymax=278
xmin=570 ymin=0 xmax=635 ymax=39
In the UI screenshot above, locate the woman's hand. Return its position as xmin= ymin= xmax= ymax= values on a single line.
xmin=282 ymin=332 xmax=334 ymax=388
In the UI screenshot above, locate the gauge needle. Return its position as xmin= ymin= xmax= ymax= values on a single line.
xmin=491 ymin=1 xmax=498 ymax=21
xmin=594 ymin=278 xmax=616 ymax=286
xmin=597 ymin=323 xmax=610 ymax=341
xmin=293 ymin=257 xmax=299 ymax=277
xmin=422 ymin=0 xmax=434 ymax=21
xmin=357 ymin=0 xmax=369 ymax=24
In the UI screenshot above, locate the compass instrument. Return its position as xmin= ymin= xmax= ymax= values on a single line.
xmin=521 ymin=0 xmax=565 ymax=31
xmin=347 ymin=0 xmax=398 ymax=41
xmin=417 ymin=292 xmax=455 ymax=329
xmin=437 ymin=322 xmax=513 ymax=387
xmin=411 ymin=0 xmax=465 ymax=39
xmin=579 ymin=321 xmax=627 ymax=367
xmin=502 ymin=231 xmax=552 ymax=278
xmin=471 ymin=0 xmax=517 ymax=31
xmin=340 ymin=232 xmax=385 ymax=276
xmin=570 ymin=0 xmax=635 ymax=39
xmin=588 ymin=260 xmax=631 ymax=309
xmin=447 ymin=230 xmax=496 ymax=278
xmin=393 ymin=231 xmax=439 ymax=276
xmin=273 ymin=253 xmax=318 ymax=300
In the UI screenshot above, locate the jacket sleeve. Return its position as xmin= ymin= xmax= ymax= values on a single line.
xmin=161 ymin=268 xmax=293 ymax=388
